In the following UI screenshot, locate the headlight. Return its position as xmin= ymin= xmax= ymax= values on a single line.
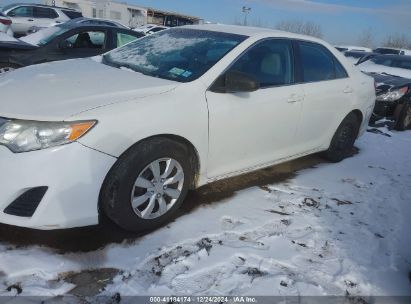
xmin=0 ymin=119 xmax=96 ymax=153
xmin=376 ymin=87 xmax=408 ymax=102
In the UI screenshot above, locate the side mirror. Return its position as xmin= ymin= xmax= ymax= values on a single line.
xmin=212 ymin=70 xmax=260 ymax=93
xmin=58 ymin=40 xmax=72 ymax=49
xmin=7 ymin=12 xmax=16 ymax=17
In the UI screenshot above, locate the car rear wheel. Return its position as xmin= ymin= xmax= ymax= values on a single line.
xmin=324 ymin=113 xmax=360 ymax=162
xmin=100 ymin=137 xmax=193 ymax=232
xmin=394 ymin=103 xmax=411 ymax=131
xmin=0 ymin=63 xmax=18 ymax=74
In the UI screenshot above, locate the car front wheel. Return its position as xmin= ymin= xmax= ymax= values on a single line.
xmin=100 ymin=138 xmax=193 ymax=232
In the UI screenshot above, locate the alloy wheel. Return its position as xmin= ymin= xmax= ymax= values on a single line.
xmin=131 ymin=158 xmax=185 ymax=220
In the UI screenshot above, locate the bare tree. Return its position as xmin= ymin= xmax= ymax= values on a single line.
xmin=382 ymin=33 xmax=411 ymax=49
xmin=275 ymin=20 xmax=323 ymax=38
xmin=357 ymin=28 xmax=374 ymax=48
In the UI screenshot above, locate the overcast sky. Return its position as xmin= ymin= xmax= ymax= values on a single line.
xmin=1 ymin=0 xmax=410 ymax=45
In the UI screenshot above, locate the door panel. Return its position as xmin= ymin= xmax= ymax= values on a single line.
xmin=206 ymin=39 xmax=303 ymax=178
xmin=206 ymin=86 xmax=303 ymax=178
xmin=297 ymin=79 xmax=353 ymax=150
xmin=294 ymin=41 xmax=354 ymax=150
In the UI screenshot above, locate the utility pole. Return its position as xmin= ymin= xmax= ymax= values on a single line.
xmin=242 ymin=6 xmax=251 ymax=26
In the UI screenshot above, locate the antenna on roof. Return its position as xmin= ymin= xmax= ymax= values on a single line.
xmin=52 ymin=0 xmax=56 ymax=6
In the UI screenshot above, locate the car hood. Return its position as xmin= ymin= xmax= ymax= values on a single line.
xmin=364 ymin=72 xmax=411 ymax=93
xmin=358 ymin=61 xmax=411 ymax=79
xmin=0 ymin=58 xmax=179 ymax=120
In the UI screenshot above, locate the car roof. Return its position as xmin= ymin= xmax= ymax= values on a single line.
xmin=55 ymin=23 xmax=138 ymax=34
xmin=2 ymin=3 xmax=79 ymax=11
xmin=182 ymin=24 xmax=325 ymax=43
xmin=374 ymin=54 xmax=411 ymax=61
xmin=66 ymin=17 xmax=125 ymax=26
xmin=345 ymin=50 xmax=372 ymax=54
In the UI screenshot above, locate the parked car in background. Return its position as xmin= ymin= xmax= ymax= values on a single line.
xmin=343 ymin=51 xmax=374 ymax=65
xmin=27 ymin=17 xmax=129 ymax=34
xmin=0 ymin=23 xmax=143 ymax=73
xmin=357 ymin=54 xmax=411 ymax=78
xmin=357 ymin=54 xmax=411 ymax=130
xmin=133 ymin=24 xmax=168 ymax=35
xmin=335 ymin=45 xmax=372 ymax=53
xmin=0 ymin=24 xmax=375 ymax=231
xmin=1 ymin=3 xmax=82 ymax=37
xmin=366 ymin=73 xmax=411 ymax=130
xmin=0 ymin=12 xmax=13 ymax=36
xmin=374 ymin=47 xmax=411 ymax=56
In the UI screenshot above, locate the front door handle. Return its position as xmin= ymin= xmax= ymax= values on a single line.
xmin=287 ymin=94 xmax=304 ymax=103
xmin=28 ymin=19 xmax=34 ymax=21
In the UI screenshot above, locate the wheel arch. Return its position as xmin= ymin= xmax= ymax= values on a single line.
xmin=116 ymin=134 xmax=201 ymax=189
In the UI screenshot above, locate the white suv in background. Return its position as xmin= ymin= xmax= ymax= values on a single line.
xmin=1 ymin=4 xmax=82 ymax=36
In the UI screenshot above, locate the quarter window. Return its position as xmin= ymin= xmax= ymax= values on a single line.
xmin=299 ymin=41 xmax=347 ymax=82
xmin=229 ymin=39 xmax=294 ymax=88
xmin=116 ymin=32 xmax=139 ymax=47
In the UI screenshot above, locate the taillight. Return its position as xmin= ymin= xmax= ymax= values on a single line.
xmin=0 ymin=18 xmax=12 ymax=26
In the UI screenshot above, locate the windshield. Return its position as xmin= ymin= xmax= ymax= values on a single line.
xmin=102 ymin=28 xmax=248 ymax=83
xmin=20 ymin=26 xmax=68 ymax=46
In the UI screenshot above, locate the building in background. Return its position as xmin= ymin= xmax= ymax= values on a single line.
xmin=44 ymin=0 xmax=201 ymax=28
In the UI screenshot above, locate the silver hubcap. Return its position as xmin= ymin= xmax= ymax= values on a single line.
xmin=131 ymin=158 xmax=184 ymax=219
xmin=0 ymin=67 xmax=15 ymax=74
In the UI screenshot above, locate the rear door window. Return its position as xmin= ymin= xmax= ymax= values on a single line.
xmin=299 ymin=41 xmax=347 ymax=82
xmin=34 ymin=7 xmax=58 ymax=19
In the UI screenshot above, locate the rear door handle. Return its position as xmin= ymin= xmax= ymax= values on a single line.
xmin=287 ymin=94 xmax=304 ymax=103
xmin=343 ymin=87 xmax=354 ymax=94
xmin=28 ymin=19 xmax=34 ymax=21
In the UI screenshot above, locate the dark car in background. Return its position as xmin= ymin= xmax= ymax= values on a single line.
xmin=357 ymin=54 xmax=411 ymax=130
xmin=368 ymin=73 xmax=411 ymax=130
xmin=343 ymin=51 xmax=374 ymax=65
xmin=0 ymin=23 xmax=144 ymax=73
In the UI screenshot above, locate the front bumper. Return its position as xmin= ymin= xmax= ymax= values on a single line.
xmin=373 ymin=100 xmax=398 ymax=118
xmin=0 ymin=143 xmax=116 ymax=230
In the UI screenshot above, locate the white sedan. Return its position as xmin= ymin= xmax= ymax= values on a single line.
xmin=0 ymin=24 xmax=375 ymax=231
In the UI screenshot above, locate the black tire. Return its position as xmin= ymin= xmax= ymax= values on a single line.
xmin=100 ymin=137 xmax=193 ymax=232
xmin=0 ymin=63 xmax=20 ymax=74
xmin=324 ymin=113 xmax=360 ymax=163
xmin=394 ymin=103 xmax=411 ymax=131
